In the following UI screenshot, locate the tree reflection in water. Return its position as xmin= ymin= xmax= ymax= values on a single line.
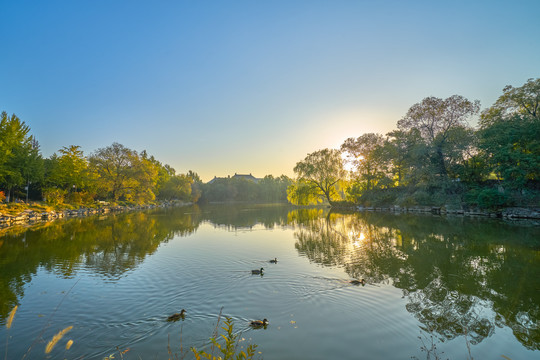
xmin=0 ymin=206 xmax=201 ymax=321
xmin=1 ymin=205 xmax=538 ymax=352
xmin=291 ymin=210 xmax=540 ymax=350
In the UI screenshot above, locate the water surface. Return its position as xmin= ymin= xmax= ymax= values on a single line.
xmin=0 ymin=204 xmax=538 ymax=359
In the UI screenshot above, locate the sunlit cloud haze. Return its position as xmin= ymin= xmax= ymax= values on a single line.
xmin=1 ymin=0 xmax=539 ymax=181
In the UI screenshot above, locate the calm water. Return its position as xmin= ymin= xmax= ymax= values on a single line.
xmin=0 ymin=204 xmax=538 ymax=359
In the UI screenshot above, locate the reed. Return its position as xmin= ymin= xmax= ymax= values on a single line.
xmin=65 ymin=339 xmax=73 ymax=350
xmin=6 ymin=305 xmax=18 ymax=329
xmin=45 ymin=326 xmax=73 ymax=354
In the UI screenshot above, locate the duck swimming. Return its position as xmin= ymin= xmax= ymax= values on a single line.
xmin=252 ymin=267 xmax=264 ymax=275
xmin=250 ymin=318 xmax=269 ymax=327
xmin=167 ymin=309 xmax=186 ymax=321
xmin=350 ymin=279 xmax=366 ymax=286
xmin=269 ymin=258 xmax=278 ymax=263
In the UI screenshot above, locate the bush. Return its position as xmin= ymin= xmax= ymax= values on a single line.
xmin=43 ymin=188 xmax=67 ymax=206
xmin=476 ymin=188 xmax=507 ymax=209
xmin=66 ymin=192 xmax=82 ymax=205
xmin=0 ymin=191 xmax=5 ymax=203
xmin=412 ymin=190 xmax=432 ymax=205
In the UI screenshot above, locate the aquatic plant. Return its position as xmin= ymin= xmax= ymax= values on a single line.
xmin=191 ymin=316 xmax=258 ymax=360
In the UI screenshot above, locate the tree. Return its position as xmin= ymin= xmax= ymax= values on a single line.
xmin=479 ymin=79 xmax=540 ymax=189
xmin=88 ymin=143 xmax=158 ymax=203
xmin=258 ymin=175 xmax=292 ymax=203
xmin=480 ymin=78 xmax=539 ymax=126
xmin=397 ymin=95 xmax=480 ymax=179
xmin=479 ymin=114 xmax=540 ymax=188
xmin=46 ymin=145 xmax=89 ymax=190
xmin=286 ymin=179 xmax=323 ymax=205
xmin=341 ymin=133 xmax=388 ymax=191
xmin=88 ymin=143 xmax=136 ymax=200
xmin=0 ymin=112 xmax=43 ymax=201
xmin=292 ymin=148 xmax=347 ymax=203
xmin=140 ymin=150 xmax=174 ymax=200
xmin=158 ymin=174 xmax=193 ymax=201
xmin=384 ymin=129 xmax=427 ymax=186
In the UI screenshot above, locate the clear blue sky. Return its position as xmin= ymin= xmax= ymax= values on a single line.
xmin=1 ymin=0 xmax=539 ymax=181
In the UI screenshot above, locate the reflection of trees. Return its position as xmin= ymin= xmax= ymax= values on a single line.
xmin=199 ymin=204 xmax=294 ymax=229
xmin=291 ymin=211 xmax=540 ymax=350
xmin=294 ymin=211 xmax=355 ymax=267
xmin=0 ymin=206 xmax=201 ymax=321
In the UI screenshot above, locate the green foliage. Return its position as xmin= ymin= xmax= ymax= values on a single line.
xmin=476 ymin=188 xmax=508 ymax=210
xmin=397 ymin=95 xmax=480 ymax=180
xmin=191 ymin=317 xmax=258 ymax=360
xmin=478 ymin=114 xmax=540 ymax=189
xmin=293 ymin=148 xmax=347 ymax=203
xmin=287 ymin=179 xmax=323 ymax=205
xmin=0 ymin=111 xmax=44 ymax=201
xmin=480 ymin=77 xmax=539 ymax=126
xmin=43 ymin=188 xmax=67 ymax=206
xmin=341 ymin=133 xmax=389 ymax=191
xmin=200 ymin=175 xmax=292 ymax=204
xmin=158 ymin=174 xmax=193 ymax=201
xmin=46 ymin=145 xmax=90 ymax=190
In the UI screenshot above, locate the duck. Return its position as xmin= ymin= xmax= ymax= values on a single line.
xmin=350 ymin=279 xmax=366 ymax=286
xmin=167 ymin=309 xmax=186 ymax=321
xmin=269 ymin=258 xmax=278 ymax=264
xmin=250 ymin=318 xmax=269 ymax=327
xmin=251 ymin=267 xmax=264 ymax=275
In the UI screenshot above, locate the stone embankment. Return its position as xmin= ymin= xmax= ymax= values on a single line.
xmin=355 ymin=205 xmax=540 ymax=221
xmin=0 ymin=202 xmax=186 ymax=228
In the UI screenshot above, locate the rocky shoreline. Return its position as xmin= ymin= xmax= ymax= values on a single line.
xmin=0 ymin=201 xmax=188 ymax=228
xmin=354 ymin=205 xmax=540 ymax=223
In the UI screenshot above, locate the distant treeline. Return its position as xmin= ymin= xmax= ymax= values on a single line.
xmin=0 ymin=115 xmax=291 ymax=206
xmin=198 ymin=175 xmax=292 ymax=204
xmin=288 ymin=78 xmax=540 ymax=210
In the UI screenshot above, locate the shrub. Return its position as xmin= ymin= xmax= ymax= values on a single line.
xmin=0 ymin=191 xmax=5 ymax=203
xmin=66 ymin=192 xmax=82 ymax=206
xmin=412 ymin=190 xmax=432 ymax=205
xmin=477 ymin=188 xmax=508 ymax=209
xmin=43 ymin=188 xmax=67 ymax=206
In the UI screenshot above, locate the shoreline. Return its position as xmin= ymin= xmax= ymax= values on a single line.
xmin=0 ymin=201 xmax=190 ymax=229
xmin=343 ymin=204 xmax=540 ymax=223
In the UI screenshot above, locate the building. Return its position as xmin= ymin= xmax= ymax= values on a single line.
xmin=208 ymin=173 xmax=261 ymax=184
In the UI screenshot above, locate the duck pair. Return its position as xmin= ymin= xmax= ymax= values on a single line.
xmin=168 ymin=309 xmax=268 ymax=329
xmin=252 ymin=258 xmax=278 ymax=275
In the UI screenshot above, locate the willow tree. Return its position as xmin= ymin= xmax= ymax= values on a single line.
xmin=291 ymin=148 xmax=347 ymax=204
xmin=397 ymin=95 xmax=480 ymax=180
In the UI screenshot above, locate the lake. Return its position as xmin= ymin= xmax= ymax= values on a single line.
xmin=0 ymin=204 xmax=538 ymax=359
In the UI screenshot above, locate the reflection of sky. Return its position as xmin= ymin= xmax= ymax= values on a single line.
xmin=1 ymin=1 xmax=539 ymax=181
xmin=1 ymin=207 xmax=539 ymax=358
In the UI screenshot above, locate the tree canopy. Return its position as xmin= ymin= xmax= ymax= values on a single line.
xmin=291 ymin=148 xmax=347 ymax=204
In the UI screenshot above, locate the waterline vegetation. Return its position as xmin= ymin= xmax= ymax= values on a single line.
xmin=1 ymin=77 xmax=538 ymax=219
xmin=287 ymin=78 xmax=540 ymax=212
